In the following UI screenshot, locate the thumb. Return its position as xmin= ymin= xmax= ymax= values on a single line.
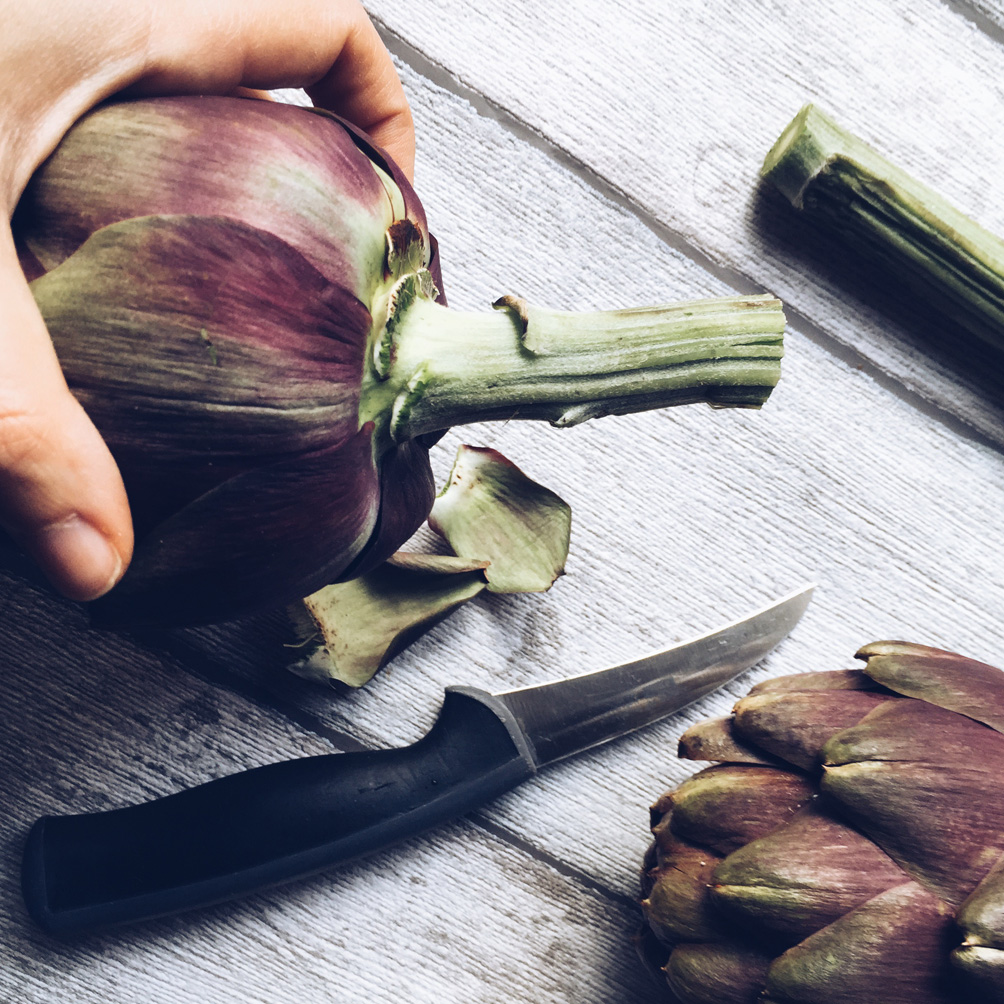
xmin=0 ymin=233 xmax=133 ymax=601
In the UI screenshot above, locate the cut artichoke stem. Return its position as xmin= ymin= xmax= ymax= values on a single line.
xmin=359 ymin=290 xmax=785 ymax=445
xmin=762 ymin=103 xmax=1004 ymax=355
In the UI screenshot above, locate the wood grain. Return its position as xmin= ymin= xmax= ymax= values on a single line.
xmin=3 ymin=3 xmax=1004 ymax=1001
xmin=369 ymin=0 xmax=1004 ymax=444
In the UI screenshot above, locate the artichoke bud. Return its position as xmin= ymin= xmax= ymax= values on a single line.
xmin=639 ymin=642 xmax=1004 ymax=1003
xmin=15 ymin=94 xmax=785 ymax=627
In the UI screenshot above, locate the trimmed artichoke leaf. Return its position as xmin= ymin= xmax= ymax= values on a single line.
xmin=710 ymin=802 xmax=909 ymax=943
xmin=764 ymin=881 xmax=957 ymax=1004
xmin=732 ymin=689 xmax=898 ymax=771
xmin=664 ymin=942 xmax=772 ymax=1004
xmin=822 ymin=700 xmax=1004 ymax=907
xmin=288 ymin=552 xmax=489 ymax=688
xmin=859 ymin=641 xmax=1004 ymax=734
xmin=668 ymin=764 xmax=815 ymax=856
xmin=429 ymin=445 xmax=571 ymax=593
xmin=677 ymin=716 xmax=781 ymax=766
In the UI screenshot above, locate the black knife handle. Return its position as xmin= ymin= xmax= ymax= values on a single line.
xmin=22 ymin=686 xmax=537 ymax=936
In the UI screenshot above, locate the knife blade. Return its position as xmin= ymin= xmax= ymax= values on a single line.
xmin=22 ymin=584 xmax=812 ymax=936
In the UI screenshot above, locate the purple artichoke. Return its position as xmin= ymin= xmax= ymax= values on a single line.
xmin=639 ymin=641 xmax=1004 ymax=1004
xmin=14 ymin=95 xmax=786 ymax=627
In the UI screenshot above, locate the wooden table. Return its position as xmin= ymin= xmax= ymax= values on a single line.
xmin=4 ymin=1 xmax=1004 ymax=1000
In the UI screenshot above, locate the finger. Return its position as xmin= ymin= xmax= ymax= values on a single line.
xmin=0 ymin=233 xmax=132 ymax=600
xmin=137 ymin=0 xmax=415 ymax=178
xmin=303 ymin=10 xmax=415 ymax=178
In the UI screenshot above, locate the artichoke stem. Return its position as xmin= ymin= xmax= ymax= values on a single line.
xmin=762 ymin=103 xmax=1004 ymax=355
xmin=362 ymin=293 xmax=785 ymax=443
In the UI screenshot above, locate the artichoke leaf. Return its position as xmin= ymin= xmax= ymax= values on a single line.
xmin=859 ymin=641 xmax=1004 ymax=734
xmin=764 ymin=881 xmax=957 ymax=1004
xmin=641 ymin=830 xmax=726 ymax=944
xmin=748 ymin=669 xmax=885 ymax=694
xmin=732 ymin=689 xmax=898 ymax=771
xmin=664 ymin=942 xmax=772 ymax=1004
xmin=667 ymin=764 xmax=814 ymax=856
xmin=822 ymin=701 xmax=1004 ymax=906
xmin=289 ymin=552 xmax=489 ymax=688
xmin=710 ymin=802 xmax=910 ymax=942
xmin=954 ymin=851 xmax=1004 ymax=1002
xmin=93 ymin=427 xmax=380 ymax=627
xmin=677 ymin=716 xmax=781 ymax=766
xmin=429 ymin=444 xmax=571 ymax=594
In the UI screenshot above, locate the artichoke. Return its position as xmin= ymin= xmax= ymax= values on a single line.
xmin=13 ymin=94 xmax=785 ymax=627
xmin=639 ymin=641 xmax=1004 ymax=1004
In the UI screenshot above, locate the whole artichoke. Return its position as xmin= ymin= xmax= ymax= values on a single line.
xmin=14 ymin=95 xmax=784 ymax=627
xmin=639 ymin=641 xmax=1004 ymax=1004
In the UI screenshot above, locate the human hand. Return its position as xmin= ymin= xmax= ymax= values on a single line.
xmin=0 ymin=0 xmax=413 ymax=601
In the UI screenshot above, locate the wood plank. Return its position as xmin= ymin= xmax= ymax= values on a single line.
xmin=181 ymin=68 xmax=1004 ymax=899
xmin=366 ymin=0 xmax=1004 ymax=444
xmin=0 ymin=572 xmax=661 ymax=1003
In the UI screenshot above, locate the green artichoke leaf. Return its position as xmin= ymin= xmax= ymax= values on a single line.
xmin=288 ymin=552 xmax=489 ymax=688
xmin=429 ymin=444 xmax=571 ymax=593
xmin=859 ymin=641 xmax=1004 ymax=734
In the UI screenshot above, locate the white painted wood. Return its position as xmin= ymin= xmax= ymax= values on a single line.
xmin=190 ymin=65 xmax=1004 ymax=901
xmin=367 ymin=0 xmax=1004 ymax=444
xmin=4 ymin=4 xmax=1004 ymax=1001
xmin=0 ymin=573 xmax=662 ymax=1004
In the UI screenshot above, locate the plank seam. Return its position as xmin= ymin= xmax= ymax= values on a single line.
xmin=940 ymin=0 xmax=1004 ymax=43
xmin=372 ymin=15 xmax=1004 ymax=456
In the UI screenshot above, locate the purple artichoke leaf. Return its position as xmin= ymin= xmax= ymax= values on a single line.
xmin=667 ymin=764 xmax=815 ymax=856
xmin=731 ymin=689 xmax=898 ymax=771
xmin=334 ymin=439 xmax=437 ymax=582
xmin=677 ymin=716 xmax=783 ymax=766
xmin=641 ymin=831 xmax=728 ymax=945
xmin=747 ymin=668 xmax=887 ymax=694
xmin=91 ymin=427 xmax=380 ymax=627
xmin=288 ymin=552 xmax=489 ymax=688
xmin=953 ymin=851 xmax=1004 ymax=1001
xmin=764 ymin=881 xmax=958 ymax=1004
xmin=664 ymin=942 xmax=772 ymax=1004
xmin=31 ymin=212 xmax=372 ymax=536
xmin=859 ymin=641 xmax=1004 ymax=734
xmin=18 ymin=96 xmax=395 ymax=298
xmin=821 ymin=700 xmax=1004 ymax=906
xmin=429 ymin=444 xmax=572 ymax=593
xmin=710 ymin=801 xmax=910 ymax=943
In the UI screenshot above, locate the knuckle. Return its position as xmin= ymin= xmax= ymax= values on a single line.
xmin=0 ymin=404 xmax=50 ymax=474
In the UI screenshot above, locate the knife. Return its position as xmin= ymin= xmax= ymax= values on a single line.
xmin=22 ymin=584 xmax=812 ymax=936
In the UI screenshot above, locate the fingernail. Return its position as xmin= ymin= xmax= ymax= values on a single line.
xmin=31 ymin=515 xmax=124 ymax=602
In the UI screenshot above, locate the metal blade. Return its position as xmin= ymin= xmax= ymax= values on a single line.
xmin=496 ymin=584 xmax=814 ymax=767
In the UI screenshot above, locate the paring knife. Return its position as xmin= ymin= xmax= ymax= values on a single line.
xmin=22 ymin=584 xmax=813 ymax=936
